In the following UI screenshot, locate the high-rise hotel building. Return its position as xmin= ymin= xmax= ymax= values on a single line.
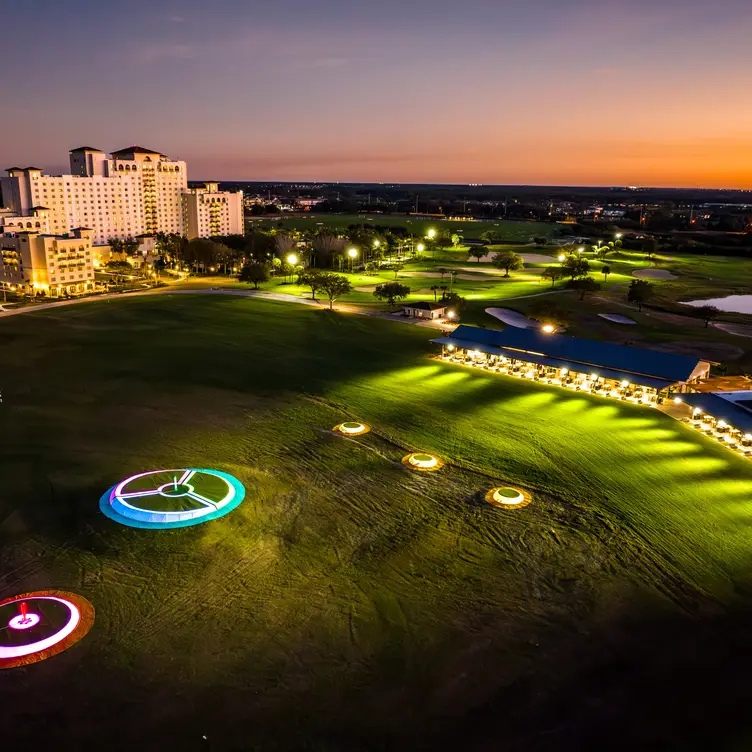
xmin=0 ymin=145 xmax=242 ymax=245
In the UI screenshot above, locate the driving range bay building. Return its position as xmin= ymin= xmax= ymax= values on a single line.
xmin=433 ymin=325 xmax=712 ymax=405
xmin=0 ymin=146 xmax=242 ymax=245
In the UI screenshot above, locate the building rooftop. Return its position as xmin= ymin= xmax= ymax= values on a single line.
xmin=436 ymin=325 xmax=707 ymax=384
xmin=31 ymin=206 xmax=50 ymax=211
xmin=70 ymin=146 xmax=103 ymax=152
xmin=405 ymin=301 xmax=447 ymax=311
xmin=682 ymin=392 xmax=752 ymax=434
xmin=111 ymin=146 xmax=164 ymax=157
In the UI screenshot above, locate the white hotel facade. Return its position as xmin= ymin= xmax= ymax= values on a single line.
xmin=0 ymin=145 xmax=243 ymax=295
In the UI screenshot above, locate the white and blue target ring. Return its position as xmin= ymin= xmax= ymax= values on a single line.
xmin=100 ymin=468 xmax=245 ymax=529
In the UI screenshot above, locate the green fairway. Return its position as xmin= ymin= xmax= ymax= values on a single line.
xmin=247 ymin=213 xmax=557 ymax=241
xmin=2 ymin=295 xmax=752 ymax=750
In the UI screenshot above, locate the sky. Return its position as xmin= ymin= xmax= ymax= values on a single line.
xmin=1 ymin=0 xmax=752 ymax=187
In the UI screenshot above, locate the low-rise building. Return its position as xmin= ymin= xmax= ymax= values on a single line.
xmin=0 ymin=228 xmax=96 ymax=295
xmin=403 ymin=301 xmax=448 ymax=320
xmin=432 ymin=325 xmax=711 ymax=403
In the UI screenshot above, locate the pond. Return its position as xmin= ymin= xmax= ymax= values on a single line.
xmin=682 ymin=295 xmax=752 ymax=315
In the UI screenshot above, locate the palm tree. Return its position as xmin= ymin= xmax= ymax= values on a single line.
xmin=437 ymin=267 xmax=448 ymax=280
xmin=601 ymin=265 xmax=611 ymax=281
xmin=430 ymin=284 xmax=440 ymax=302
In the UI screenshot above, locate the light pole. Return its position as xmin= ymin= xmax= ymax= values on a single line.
xmin=286 ymin=253 xmax=298 ymax=283
xmin=449 ymin=269 xmax=457 ymax=294
xmin=348 ymin=247 xmax=358 ymax=273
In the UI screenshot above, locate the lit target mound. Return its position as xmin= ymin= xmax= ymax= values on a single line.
xmin=100 ymin=468 xmax=245 ymax=529
xmin=0 ymin=591 xmax=94 ymax=669
xmin=485 ymin=486 xmax=532 ymax=509
xmin=402 ymin=452 xmax=444 ymax=472
xmin=333 ymin=421 xmax=371 ymax=436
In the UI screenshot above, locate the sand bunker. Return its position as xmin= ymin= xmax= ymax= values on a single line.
xmin=485 ymin=308 xmax=538 ymax=328
xmin=598 ymin=313 xmax=636 ymax=325
xmin=633 ymin=269 xmax=677 ymax=280
xmin=520 ymin=253 xmax=557 ymax=264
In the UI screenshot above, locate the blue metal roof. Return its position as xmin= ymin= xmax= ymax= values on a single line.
xmin=681 ymin=393 xmax=752 ymax=435
xmin=432 ymin=336 xmax=673 ymax=389
xmin=440 ymin=325 xmax=704 ymax=383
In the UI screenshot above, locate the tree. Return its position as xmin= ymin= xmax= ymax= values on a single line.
xmin=570 ymin=275 xmax=601 ymax=301
xmin=310 ymin=230 xmax=346 ymax=268
xmin=627 ymin=279 xmax=653 ymax=311
xmin=542 ymin=266 xmax=564 ymax=288
xmin=601 ymin=265 xmax=611 ymax=281
xmin=297 ymin=269 xmax=324 ymax=300
xmin=373 ymin=282 xmax=411 ymax=307
xmin=492 ymin=250 xmax=523 ymax=277
xmin=642 ymin=237 xmax=659 ymax=260
xmin=245 ymin=231 xmax=277 ymax=263
xmin=480 ymin=229 xmax=502 ymax=243
xmin=317 ymin=272 xmax=352 ymax=310
xmin=430 ymin=284 xmax=440 ymax=302
xmin=273 ymin=232 xmax=296 ymax=257
xmin=105 ymin=260 xmax=132 ymax=284
xmin=533 ymin=236 xmax=547 ymax=246
xmin=563 ymin=255 xmax=589 ymax=280
xmin=122 ymin=236 xmax=140 ymax=256
xmin=107 ymin=237 xmax=126 ymax=262
xmin=451 ymin=233 xmax=461 ymax=248
xmin=440 ymin=291 xmax=468 ymax=313
xmin=238 ymin=263 xmax=269 ymax=289
xmin=437 ymin=267 xmax=448 ymax=280
xmin=468 ymin=247 xmax=486 ymax=263
xmin=694 ymin=305 xmax=720 ymax=328
xmin=529 ymin=299 xmax=570 ymax=327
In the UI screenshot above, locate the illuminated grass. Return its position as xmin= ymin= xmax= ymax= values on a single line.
xmin=2 ymin=294 xmax=752 ymax=748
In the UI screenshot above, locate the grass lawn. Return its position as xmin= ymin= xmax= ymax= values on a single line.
xmin=246 ymin=213 xmax=558 ymax=241
xmin=3 ymin=295 xmax=752 ymax=750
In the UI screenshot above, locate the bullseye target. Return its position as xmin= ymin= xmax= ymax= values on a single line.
xmin=0 ymin=591 xmax=94 ymax=669
xmin=100 ymin=468 xmax=245 ymax=529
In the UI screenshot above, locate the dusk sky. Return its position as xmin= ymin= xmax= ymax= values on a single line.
xmin=3 ymin=0 xmax=752 ymax=187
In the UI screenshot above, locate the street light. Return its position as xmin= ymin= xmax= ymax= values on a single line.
xmin=417 ymin=242 xmax=426 ymax=253
xmin=615 ymin=233 xmax=623 ymax=239
xmin=447 ymin=310 xmax=456 ymax=320
xmin=286 ymin=253 xmax=298 ymax=283
xmin=577 ymin=246 xmax=584 ymax=253
xmin=348 ymin=247 xmax=358 ymax=272
xmin=558 ymin=253 xmax=566 ymax=262
xmin=542 ymin=324 xmax=555 ymax=334
xmin=373 ymin=239 xmax=380 ymax=248
xmin=426 ymin=228 xmax=437 ymax=240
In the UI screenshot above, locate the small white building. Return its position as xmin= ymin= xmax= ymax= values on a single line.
xmin=403 ymin=301 xmax=448 ymax=320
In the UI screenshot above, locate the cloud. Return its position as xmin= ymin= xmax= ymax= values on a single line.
xmin=166 ymin=15 xmax=186 ymax=24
